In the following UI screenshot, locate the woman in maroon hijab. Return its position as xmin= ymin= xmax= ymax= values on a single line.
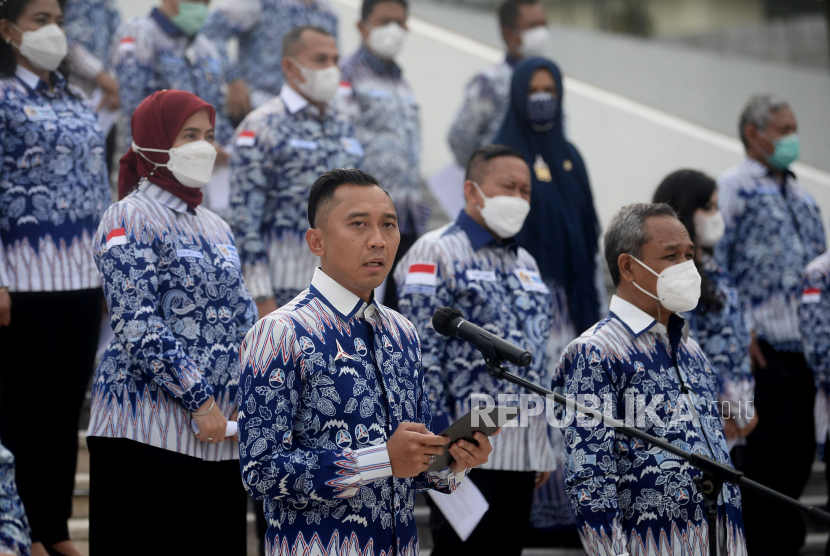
xmin=86 ymin=90 xmax=257 ymax=555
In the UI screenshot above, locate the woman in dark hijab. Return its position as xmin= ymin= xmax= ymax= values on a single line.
xmin=494 ymin=57 xmax=602 ymax=543
xmin=494 ymin=57 xmax=603 ymax=338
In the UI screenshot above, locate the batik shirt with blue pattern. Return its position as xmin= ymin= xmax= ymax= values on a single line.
xmin=552 ymin=295 xmax=747 ymax=556
xmin=112 ymin=8 xmax=232 ymax=146
xmin=337 ymin=47 xmax=424 ymax=235
xmin=682 ymin=254 xmax=754 ymax=448
xmin=0 ymin=441 xmax=30 ymax=556
xmin=0 ymin=66 xmax=110 ymax=292
xmin=202 ymin=0 xmax=338 ymax=107
xmin=447 ymin=57 xmax=514 ymax=167
xmin=799 ymin=250 xmax=830 ymax=458
xmin=87 ymin=181 xmax=257 ymax=461
xmin=229 ymin=85 xmax=364 ymax=306
xmin=238 ymin=268 xmax=464 ymax=556
xmin=64 ymin=0 xmax=121 ymax=94
xmin=718 ymin=156 xmax=825 ymax=353
xmin=394 ymin=211 xmax=557 ymax=472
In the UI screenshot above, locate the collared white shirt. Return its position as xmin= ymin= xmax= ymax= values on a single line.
xmin=609 ymin=294 xmax=690 ymax=348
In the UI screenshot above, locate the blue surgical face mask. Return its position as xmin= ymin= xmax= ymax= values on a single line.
xmin=172 ymin=2 xmax=209 ymax=37
xmin=763 ymin=133 xmax=800 ymax=170
xmin=527 ymin=91 xmax=558 ymax=131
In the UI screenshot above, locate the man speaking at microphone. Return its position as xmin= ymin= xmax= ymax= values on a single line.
xmin=396 ymin=144 xmax=557 ymax=555
xmin=553 ymin=203 xmax=747 ymax=556
xmin=237 ymin=168 xmax=493 ymax=556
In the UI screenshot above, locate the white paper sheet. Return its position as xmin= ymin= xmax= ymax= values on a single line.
xmin=426 ymin=477 xmax=488 ymax=542
xmin=203 ymin=164 xmax=232 ymax=214
xmin=89 ymin=88 xmax=120 ymax=136
xmin=427 ymin=162 xmax=466 ymax=221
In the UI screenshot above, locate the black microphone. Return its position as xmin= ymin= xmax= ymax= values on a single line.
xmin=432 ymin=307 xmax=533 ymax=367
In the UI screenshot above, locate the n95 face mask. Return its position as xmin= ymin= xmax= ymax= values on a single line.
xmin=473 ymin=181 xmax=530 ymax=239
xmin=11 ymin=23 xmax=67 ymax=72
xmin=693 ymin=211 xmax=725 ymax=248
xmin=132 ymin=140 xmax=217 ymax=188
xmin=368 ymin=22 xmax=407 ymax=60
xmin=629 ymin=255 xmax=701 ymax=313
xmin=519 ymin=26 xmax=550 ymax=57
xmin=290 ymin=58 xmax=341 ymax=103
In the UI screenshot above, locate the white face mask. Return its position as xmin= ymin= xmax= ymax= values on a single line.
xmin=290 ymin=58 xmax=341 ymax=103
xmin=367 ymin=22 xmax=407 ymax=60
xmin=131 ymin=140 xmax=217 ymax=188
xmin=472 ymin=181 xmax=530 ymax=239
xmin=10 ymin=23 xmax=67 ymax=72
xmin=629 ymin=255 xmax=701 ymax=313
xmin=693 ymin=211 xmax=725 ymax=248
xmin=519 ymin=25 xmax=550 ymax=57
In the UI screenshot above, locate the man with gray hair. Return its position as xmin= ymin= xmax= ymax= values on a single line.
xmin=718 ymin=94 xmax=825 ymax=555
xmin=552 ymin=203 xmax=747 ymax=556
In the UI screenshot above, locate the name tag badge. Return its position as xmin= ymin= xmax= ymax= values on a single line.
xmin=341 ymin=137 xmax=364 ymax=157
xmin=176 ymin=249 xmax=203 ymax=259
xmin=465 ymin=269 xmax=497 ymax=282
xmin=289 ymin=138 xmax=318 ymax=150
xmin=217 ymin=244 xmax=240 ymax=264
xmin=24 ymin=105 xmax=57 ymax=121
xmin=514 ymin=269 xmax=548 ymax=293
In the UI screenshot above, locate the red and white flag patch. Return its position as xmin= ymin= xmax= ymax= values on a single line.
xmin=803 ymin=287 xmax=822 ymax=304
xmin=236 ymin=130 xmax=256 ymax=147
xmin=106 ymin=228 xmax=128 ymax=250
xmin=118 ymin=37 xmax=136 ymax=53
xmin=338 ymin=81 xmax=353 ymax=96
xmin=405 ymin=263 xmax=437 ymax=287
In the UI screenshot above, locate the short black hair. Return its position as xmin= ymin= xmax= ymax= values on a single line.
xmin=498 ymin=0 xmax=540 ymax=29
xmin=362 ymin=0 xmax=408 ymax=21
xmin=282 ymin=26 xmax=334 ymax=59
xmin=464 ymin=144 xmax=527 ymax=183
xmin=308 ymin=168 xmax=386 ymax=227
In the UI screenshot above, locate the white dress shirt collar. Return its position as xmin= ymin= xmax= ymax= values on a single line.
xmin=139 ymin=180 xmax=189 ymax=214
xmin=310 ymin=267 xmax=378 ymax=320
xmin=279 ymin=83 xmax=309 ymax=115
xmin=609 ymin=294 xmax=689 ymax=342
xmin=15 ymin=65 xmax=40 ymax=90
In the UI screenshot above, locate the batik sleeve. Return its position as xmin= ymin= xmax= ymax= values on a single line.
xmin=228 ymin=116 xmax=277 ymax=300
xmin=447 ymin=74 xmax=499 ymax=167
xmin=200 ymin=0 xmax=261 ymax=84
xmin=394 ymin=241 xmax=454 ymax=434
xmin=0 ymin=442 xmax=30 ymax=556
xmin=237 ymin=315 xmax=394 ymax=501
xmin=553 ymin=341 xmax=629 ymax=555
xmin=93 ymin=203 xmax=214 ymax=412
xmin=111 ymin=20 xmax=156 ymax=146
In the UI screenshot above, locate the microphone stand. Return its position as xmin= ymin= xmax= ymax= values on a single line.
xmin=476 ymin=338 xmax=830 ymax=556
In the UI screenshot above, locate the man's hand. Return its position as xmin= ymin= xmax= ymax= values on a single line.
xmin=723 ymin=418 xmax=740 ymax=441
xmin=388 ymin=422 xmax=449 ymax=478
xmin=0 ymin=289 xmax=9 ymax=326
xmin=94 ymin=70 xmax=120 ymax=110
xmin=448 ymin=431 xmax=493 ymax=473
xmin=256 ymin=298 xmax=278 ymax=319
xmin=534 ymin=471 xmax=551 ymax=491
xmin=749 ymin=332 xmax=767 ymax=373
xmin=226 ymin=79 xmax=251 ymax=122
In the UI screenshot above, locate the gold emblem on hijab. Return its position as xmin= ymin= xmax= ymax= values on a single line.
xmin=563 ymin=159 xmax=573 ymax=171
xmin=534 ymin=155 xmax=552 ymax=182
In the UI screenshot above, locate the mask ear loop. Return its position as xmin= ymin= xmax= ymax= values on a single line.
xmin=132 ymin=142 xmax=170 ymax=177
xmin=628 ymin=254 xmax=664 ymax=321
xmin=471 ymin=181 xmax=488 ymax=212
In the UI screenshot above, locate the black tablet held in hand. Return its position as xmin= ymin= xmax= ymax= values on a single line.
xmin=427 ymin=406 xmax=522 ymax=472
